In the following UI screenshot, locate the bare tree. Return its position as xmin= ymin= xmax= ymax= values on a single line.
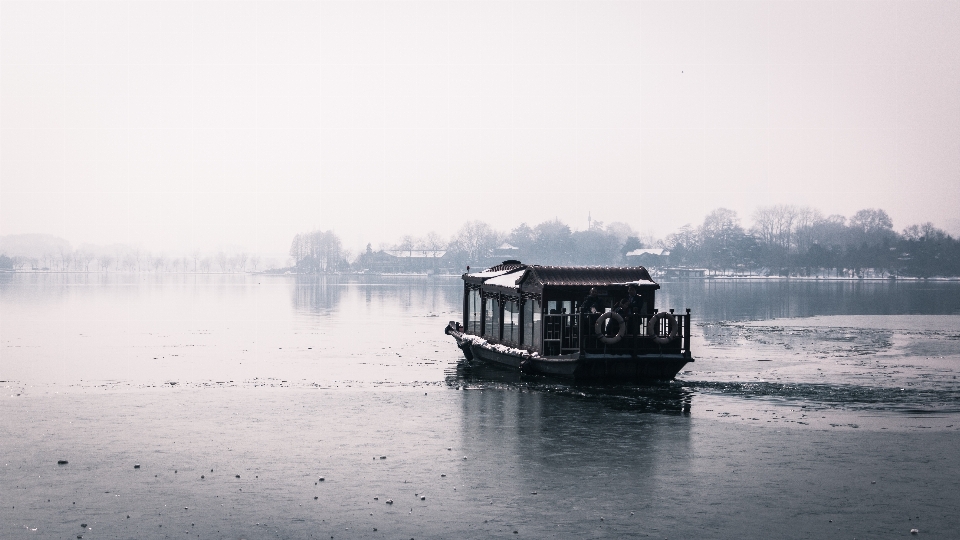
xmin=290 ymin=230 xmax=345 ymax=273
xmin=216 ymin=252 xmax=228 ymax=272
xmin=605 ymin=222 xmax=638 ymax=245
xmin=59 ymin=248 xmax=72 ymax=271
xmin=451 ymin=220 xmax=502 ymax=266
xmin=903 ymin=222 xmax=949 ymax=242
xmin=850 ymin=208 xmax=893 ymax=234
xmin=752 ymin=205 xmax=798 ymax=251
xmin=73 ymin=251 xmax=85 ymax=271
xmin=132 ymin=248 xmax=144 ymax=272
xmin=699 ymin=208 xmax=746 ymax=273
xmin=416 ymin=232 xmax=448 ymax=271
xmin=664 ymin=224 xmax=700 ymax=267
xmin=397 ymin=235 xmax=415 ymax=251
xmin=850 ymin=208 xmax=895 ymax=246
xmin=122 ymin=253 xmax=136 ymax=272
xmin=236 ymin=252 xmax=248 ymax=272
xmin=531 ymin=220 xmax=573 ymax=264
xmin=793 ymin=206 xmax=824 ymax=255
xmin=250 ymin=255 xmax=260 ymax=272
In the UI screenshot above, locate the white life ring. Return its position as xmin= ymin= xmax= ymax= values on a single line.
xmin=594 ymin=311 xmax=625 ymax=344
xmin=648 ymin=312 xmax=678 ymax=344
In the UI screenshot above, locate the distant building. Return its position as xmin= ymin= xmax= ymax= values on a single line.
xmin=364 ymin=250 xmax=450 ymax=274
xmin=490 ymin=242 xmax=521 ymax=262
xmin=625 ymin=248 xmax=670 ymax=267
xmin=661 ymin=267 xmax=707 ymax=278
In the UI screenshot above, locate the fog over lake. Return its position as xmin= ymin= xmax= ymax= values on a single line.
xmin=3 ymin=275 xmax=959 ymax=538
xmin=2 ymin=1 xmax=959 ymax=255
xmin=3 ymin=1 xmax=960 ymax=538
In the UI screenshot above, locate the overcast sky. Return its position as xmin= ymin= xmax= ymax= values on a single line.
xmin=2 ymin=0 xmax=958 ymax=256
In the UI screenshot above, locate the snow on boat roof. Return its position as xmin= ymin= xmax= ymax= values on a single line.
xmin=465 ymin=263 xmax=659 ymax=290
xmin=465 ymin=268 xmax=515 ymax=279
xmin=482 ymin=269 xmax=526 ymax=290
xmin=464 ymin=260 xmax=525 ymax=281
xmin=613 ymin=280 xmax=659 ymax=287
xmin=525 ymin=266 xmax=658 ymax=288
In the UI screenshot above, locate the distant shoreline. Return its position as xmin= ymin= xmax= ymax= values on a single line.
xmin=4 ymin=269 xmax=960 ymax=281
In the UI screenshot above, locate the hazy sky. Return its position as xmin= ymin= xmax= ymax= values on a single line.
xmin=2 ymin=0 xmax=958 ymax=256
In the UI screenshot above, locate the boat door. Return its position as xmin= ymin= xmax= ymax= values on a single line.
xmin=543 ymin=300 xmax=581 ymax=356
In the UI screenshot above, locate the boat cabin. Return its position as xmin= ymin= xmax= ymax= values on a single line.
xmin=461 ymin=261 xmax=692 ymax=359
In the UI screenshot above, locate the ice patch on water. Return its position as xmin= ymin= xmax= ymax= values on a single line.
xmin=683 ymin=314 xmax=960 ymax=416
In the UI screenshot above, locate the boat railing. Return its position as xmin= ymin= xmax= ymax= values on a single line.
xmin=542 ymin=309 xmax=692 ymax=357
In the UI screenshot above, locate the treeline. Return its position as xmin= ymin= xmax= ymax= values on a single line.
xmin=0 ymin=235 xmax=262 ymax=273
xmin=291 ymin=219 xmax=645 ymax=273
xmin=667 ymin=206 xmax=960 ymax=277
xmin=447 ymin=219 xmax=642 ymax=267
xmin=291 ymin=206 xmax=960 ymax=278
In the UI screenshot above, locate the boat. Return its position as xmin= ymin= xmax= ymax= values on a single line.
xmin=444 ymin=261 xmax=693 ymax=380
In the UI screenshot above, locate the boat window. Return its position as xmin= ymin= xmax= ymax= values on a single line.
xmin=522 ymin=299 xmax=541 ymax=349
xmin=547 ymin=300 xmax=571 ymax=314
xmin=483 ymin=297 xmax=500 ymax=339
xmin=502 ymin=299 xmax=519 ymax=343
xmin=466 ymin=289 xmax=481 ymax=334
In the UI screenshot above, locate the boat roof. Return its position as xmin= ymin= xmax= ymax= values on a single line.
xmin=463 ymin=260 xmax=523 ymax=281
xmin=526 ymin=266 xmax=657 ymax=288
xmin=463 ymin=262 xmax=658 ymax=294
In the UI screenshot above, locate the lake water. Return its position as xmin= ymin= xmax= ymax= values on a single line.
xmin=2 ymin=274 xmax=960 ymax=539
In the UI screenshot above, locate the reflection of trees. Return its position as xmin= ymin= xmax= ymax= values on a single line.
xmin=657 ymin=279 xmax=960 ymax=322
xmin=293 ymin=275 xmax=463 ymax=316
xmin=293 ymin=275 xmax=344 ymax=314
xmin=353 ymin=275 xmax=462 ymax=313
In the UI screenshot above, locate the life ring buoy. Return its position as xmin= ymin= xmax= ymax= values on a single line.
xmin=648 ymin=312 xmax=678 ymax=344
xmin=594 ymin=311 xmax=625 ymax=344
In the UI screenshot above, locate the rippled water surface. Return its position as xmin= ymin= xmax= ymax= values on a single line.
xmin=2 ymin=274 xmax=960 ymax=539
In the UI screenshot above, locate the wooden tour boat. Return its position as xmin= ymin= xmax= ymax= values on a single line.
xmin=444 ymin=261 xmax=694 ymax=380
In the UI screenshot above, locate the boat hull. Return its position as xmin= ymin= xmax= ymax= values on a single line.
xmin=446 ymin=324 xmax=690 ymax=381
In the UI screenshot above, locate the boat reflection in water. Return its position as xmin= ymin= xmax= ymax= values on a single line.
xmin=447 ymin=358 xmax=693 ymax=414
xmin=441 ymin=359 xmax=694 ymax=535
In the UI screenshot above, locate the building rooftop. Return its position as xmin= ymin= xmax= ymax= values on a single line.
xmin=382 ymin=250 xmax=446 ymax=258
